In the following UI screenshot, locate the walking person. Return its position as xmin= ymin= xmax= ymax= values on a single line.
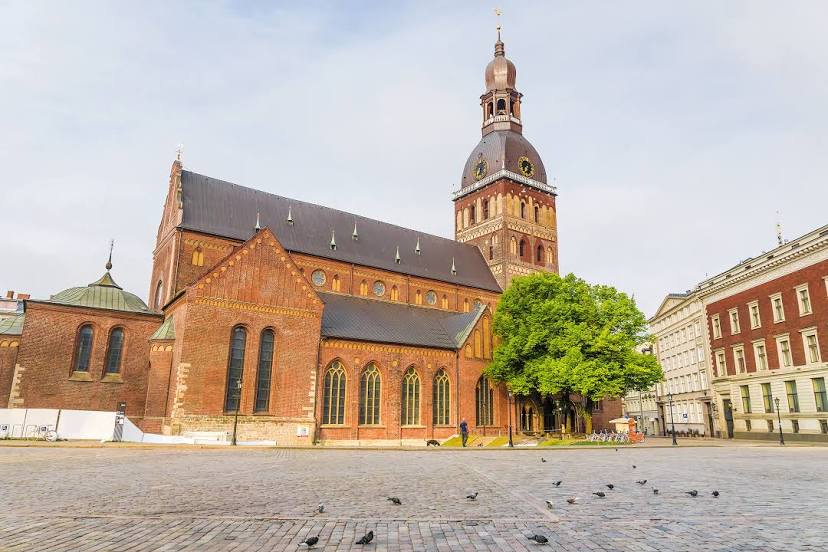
xmin=460 ymin=418 xmax=469 ymax=447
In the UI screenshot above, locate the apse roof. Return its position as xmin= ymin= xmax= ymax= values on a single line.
xmin=319 ymin=292 xmax=486 ymax=350
xmin=178 ymin=170 xmax=501 ymax=293
xmin=43 ymin=269 xmax=154 ymax=315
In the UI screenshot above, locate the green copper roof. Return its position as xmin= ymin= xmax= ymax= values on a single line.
xmin=47 ymin=269 xmax=153 ymax=314
xmin=0 ymin=313 xmax=24 ymax=335
xmin=150 ymin=317 xmax=176 ymax=340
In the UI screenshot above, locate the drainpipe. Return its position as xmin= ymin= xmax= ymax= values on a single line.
xmin=455 ymin=350 xmax=461 ymax=438
xmin=312 ymin=336 xmax=323 ymax=445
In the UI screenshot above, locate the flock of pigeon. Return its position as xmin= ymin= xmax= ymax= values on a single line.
xmin=298 ymin=451 xmax=722 ymax=548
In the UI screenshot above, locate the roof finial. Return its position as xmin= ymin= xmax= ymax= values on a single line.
xmin=352 ymin=221 xmax=359 ymax=240
xmin=395 ymin=246 xmax=401 ymax=264
xmin=106 ymin=239 xmax=114 ymax=271
xmin=287 ymin=205 xmax=294 ymax=225
xmin=775 ymin=211 xmax=784 ymax=246
xmin=415 ymin=237 xmax=421 ymax=255
xmin=254 ymin=211 xmax=261 ymax=232
xmin=175 ymin=143 xmax=184 ymax=162
xmin=494 ymin=7 xmax=504 ymax=56
xmin=330 ymin=230 xmax=337 ymax=250
xmin=451 ymin=257 xmax=457 ymax=275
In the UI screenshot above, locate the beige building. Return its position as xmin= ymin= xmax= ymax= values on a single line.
xmin=650 ymin=293 xmax=717 ymax=437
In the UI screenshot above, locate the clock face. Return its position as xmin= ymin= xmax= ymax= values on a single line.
xmin=518 ymin=156 xmax=535 ymax=178
xmin=311 ymin=270 xmax=326 ymax=287
xmin=473 ymin=158 xmax=488 ymax=181
xmin=373 ymin=281 xmax=386 ymax=297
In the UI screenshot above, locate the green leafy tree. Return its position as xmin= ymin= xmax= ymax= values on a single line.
xmin=487 ymin=272 xmax=662 ymax=434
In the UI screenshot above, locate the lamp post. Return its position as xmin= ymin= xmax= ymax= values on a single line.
xmin=774 ymin=397 xmax=784 ymax=446
xmin=508 ymin=390 xmax=514 ymax=448
xmin=231 ymin=378 xmax=242 ymax=446
xmin=668 ymin=392 xmax=677 ymax=446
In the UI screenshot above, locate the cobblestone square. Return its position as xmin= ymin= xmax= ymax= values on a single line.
xmin=0 ymin=445 xmax=825 ymax=551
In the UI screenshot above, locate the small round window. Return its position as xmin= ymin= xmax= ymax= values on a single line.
xmin=373 ymin=281 xmax=386 ymax=297
xmin=311 ymin=270 xmax=326 ymax=287
xmin=425 ymin=290 xmax=437 ymax=305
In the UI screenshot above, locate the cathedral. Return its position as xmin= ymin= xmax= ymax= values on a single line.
xmin=0 ymin=34 xmax=619 ymax=444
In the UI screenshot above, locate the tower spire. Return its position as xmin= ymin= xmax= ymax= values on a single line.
xmin=494 ymin=8 xmax=504 ymax=56
xmin=106 ymin=239 xmax=114 ymax=271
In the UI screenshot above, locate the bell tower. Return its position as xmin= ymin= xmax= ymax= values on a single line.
xmin=453 ymin=29 xmax=559 ymax=289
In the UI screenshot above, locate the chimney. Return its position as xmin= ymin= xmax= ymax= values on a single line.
xmin=5 ymin=291 xmax=13 ymax=299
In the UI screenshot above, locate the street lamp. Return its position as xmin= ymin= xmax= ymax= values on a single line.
xmin=668 ymin=392 xmax=677 ymax=446
xmin=774 ymin=397 xmax=784 ymax=446
xmin=231 ymin=378 xmax=243 ymax=446
xmin=507 ymin=390 xmax=514 ymax=448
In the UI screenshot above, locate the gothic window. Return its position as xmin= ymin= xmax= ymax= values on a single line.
xmin=224 ymin=326 xmax=247 ymax=412
xmin=401 ymin=367 xmax=420 ymax=426
xmin=104 ymin=327 xmax=125 ymax=374
xmin=415 ymin=290 xmax=422 ymax=305
xmin=534 ymin=205 xmax=539 ymax=223
xmin=547 ymin=247 xmax=553 ymax=265
xmin=536 ymin=245 xmax=544 ymax=263
xmin=520 ymin=202 xmax=526 ymax=219
xmin=359 ymin=363 xmax=381 ymax=425
xmin=510 ymin=237 xmax=517 ymax=255
xmin=496 ymin=98 xmax=506 ymax=114
xmin=191 ymin=247 xmax=204 ymax=267
xmin=359 ymin=280 xmax=368 ymax=296
xmin=332 ymin=275 xmax=341 ymax=292
xmin=519 ymin=239 xmax=526 ymax=258
xmin=463 ymin=298 xmax=470 ymax=313
xmin=154 ymin=280 xmax=164 ymax=311
xmin=482 ymin=317 xmax=492 ymax=359
xmin=469 ymin=204 xmax=476 ymax=224
xmin=476 ymin=377 xmax=494 ymax=426
xmin=474 ymin=329 xmax=482 ymax=358
xmin=254 ymin=329 xmax=275 ymax=412
xmin=488 ymin=243 xmax=494 ymax=260
xmin=433 ymin=369 xmax=450 ymax=425
xmin=73 ymin=324 xmax=94 ymax=372
xmin=322 ymin=360 xmax=346 ymax=425
xmin=441 ymin=294 xmax=449 ymax=309
xmin=482 ymin=199 xmax=489 ymax=220
xmin=390 ymin=286 xmax=399 ymax=301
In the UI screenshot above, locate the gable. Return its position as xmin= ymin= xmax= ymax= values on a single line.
xmin=650 ymin=293 xmax=689 ymax=320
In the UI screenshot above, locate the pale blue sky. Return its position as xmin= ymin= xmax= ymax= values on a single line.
xmin=2 ymin=1 xmax=827 ymax=317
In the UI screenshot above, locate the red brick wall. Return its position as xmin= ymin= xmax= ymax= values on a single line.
xmin=0 ymin=337 xmax=21 ymax=406
xmin=12 ymin=302 xmax=161 ymax=421
xmin=706 ymin=259 xmax=828 ymax=375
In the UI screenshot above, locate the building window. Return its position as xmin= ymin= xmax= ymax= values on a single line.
xmin=536 ymin=245 xmax=543 ymax=262
xmin=488 ymin=243 xmax=494 ymax=260
xmin=711 ymin=315 xmax=721 ymax=339
xmin=748 ymin=301 xmax=761 ymax=329
xmin=785 ymin=380 xmax=799 ymax=413
xmin=745 ymin=419 xmax=752 ymax=432
xmin=441 ymin=294 xmax=449 ymax=309
xmin=359 ymin=363 xmax=381 ymax=425
xmin=400 ymin=367 xmax=420 ymax=426
xmin=715 ymin=350 xmax=727 ymax=377
xmin=332 ymin=275 xmax=341 ymax=292
xmin=795 ymin=284 xmax=812 ymax=315
xmin=518 ymin=239 xmax=526 ymax=258
xmin=509 ymin=236 xmax=517 ymax=255
xmin=482 ymin=199 xmax=489 ymax=220
xmin=813 ymin=377 xmax=827 ymax=412
xmin=771 ymin=293 xmax=785 ymax=322
xmin=469 ymin=204 xmax=476 ymax=224
xmin=311 ymin=270 xmax=326 ymax=287
xmin=104 ymin=328 xmax=125 ymax=374
xmin=415 ymin=290 xmax=422 ymax=305
xmin=761 ymin=383 xmax=773 ymax=413
xmin=753 ymin=340 xmax=767 ymax=371
xmin=820 ymin=420 xmax=828 ymax=434
xmin=191 ymin=247 xmax=204 ymax=267
xmin=224 ymin=326 xmax=247 ymax=412
xmin=322 ymin=360 xmax=346 ymax=425
xmin=740 ymin=385 xmax=752 ymax=414
xmin=154 ymin=280 xmax=164 ymax=311
xmin=463 ymin=299 xmax=470 ymax=313
xmin=433 ymin=369 xmax=450 ymax=425
xmin=792 ymin=419 xmax=800 ymax=433
xmin=254 ymin=329 xmax=275 ymax=412
xmin=802 ymin=329 xmax=821 ymax=364
xmin=533 ymin=205 xmax=539 ymax=223
xmin=425 ymin=290 xmax=437 ymax=305
xmin=729 ymin=309 xmax=741 ymax=335
xmin=776 ymin=335 xmax=792 ymax=367
xmin=390 ymin=286 xmax=399 ymax=301
xmin=733 ymin=346 xmax=746 ymax=374
xmin=520 ymin=202 xmax=526 ymax=219
xmin=482 ymin=317 xmax=492 ymax=359
xmin=476 ymin=377 xmax=494 ymax=426
xmin=73 ymin=324 xmax=94 ymax=372
xmin=767 ymin=419 xmax=774 ymax=432
xmin=373 ymin=281 xmax=386 ymax=297
xmin=359 ymin=280 xmax=368 ymax=296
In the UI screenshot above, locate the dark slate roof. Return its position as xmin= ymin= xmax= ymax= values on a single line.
xmin=179 ymin=171 xmax=501 ymax=293
xmin=319 ymin=292 xmax=485 ymax=350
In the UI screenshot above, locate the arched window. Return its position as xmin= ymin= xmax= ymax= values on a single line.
xmin=400 ymin=367 xmax=420 ymax=426
xmin=474 ymin=329 xmax=482 ymax=358
xmin=360 ymin=280 xmax=368 ymax=296
xmin=482 ymin=199 xmax=489 ymax=220
xmin=519 ymin=239 xmax=526 ymax=258
xmin=359 ymin=363 xmax=381 ymax=425
xmin=254 ymin=329 xmax=274 ymax=412
xmin=73 ymin=324 xmax=94 ymax=372
xmin=463 ymin=298 xmax=470 ymax=313
xmin=510 ymin=237 xmax=517 ymax=255
xmin=469 ymin=204 xmax=476 ymax=224
xmin=482 ymin=317 xmax=492 ymax=359
xmin=322 ymin=360 xmax=346 ymax=425
xmin=390 ymin=286 xmax=399 ymax=301
xmin=536 ymin=245 xmax=544 ymax=263
xmin=547 ymin=247 xmax=553 ymax=265
xmin=224 ymin=326 xmax=247 ymax=412
xmin=534 ymin=205 xmax=539 ymax=223
xmin=441 ymin=295 xmax=449 ymax=309
xmin=433 ymin=369 xmax=450 ymax=425
xmin=104 ymin=327 xmax=125 ymax=374
xmin=487 ymin=102 xmax=494 ymax=118
xmin=191 ymin=247 xmax=204 ymax=266
xmin=476 ymin=377 xmax=494 ymax=426
xmin=415 ymin=290 xmax=422 ymax=305
xmin=154 ymin=280 xmax=164 ymax=310
xmin=520 ymin=202 xmax=526 ymax=219
xmin=332 ymin=275 xmax=341 ymax=292
xmin=496 ymin=98 xmax=506 ymax=114
xmin=488 ymin=243 xmax=494 ymax=260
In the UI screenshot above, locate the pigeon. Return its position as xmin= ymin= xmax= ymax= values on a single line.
xmin=299 ymin=535 xmax=319 ymax=548
xmin=387 ymin=497 xmax=402 ymax=505
xmin=541 ymin=457 xmax=547 ymax=463
xmin=686 ymin=490 xmax=698 ymax=497
xmin=636 ymin=480 xmax=647 ymax=485
xmin=355 ymin=531 xmax=374 ymax=545
xmin=566 ymin=497 xmax=578 ymax=504
xmin=712 ymin=490 xmax=720 ymax=497
xmin=605 ymin=484 xmax=615 ymax=490
xmin=632 ymin=465 xmax=637 ymax=469
xmin=652 ymin=489 xmax=659 ymax=495
xmin=593 ymin=491 xmax=606 ymax=498
xmin=615 ymin=448 xmax=618 ymax=452
xmin=527 ymin=534 xmax=549 ymax=544
xmin=317 ymin=503 xmax=325 ymax=514
xmin=553 ymin=480 xmax=562 ymax=487
xmin=466 ymin=492 xmax=478 ymax=500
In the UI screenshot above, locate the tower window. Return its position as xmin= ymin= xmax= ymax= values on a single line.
xmin=519 ymin=239 xmax=526 ymax=258
xmin=489 ymin=243 xmax=494 ymax=260
xmin=534 ymin=205 xmax=539 ymax=223
xmin=536 ymin=245 xmax=543 ymax=263
xmin=520 ymin=202 xmax=526 ymax=219
xmin=482 ymin=199 xmax=489 ymax=220
xmin=496 ymin=98 xmax=506 ymax=114
xmin=487 ymin=102 xmax=494 ymax=118
xmin=469 ymin=204 xmax=476 ymax=224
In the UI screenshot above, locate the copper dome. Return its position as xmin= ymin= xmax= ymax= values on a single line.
xmin=484 ymin=40 xmax=516 ymax=91
xmin=460 ymin=130 xmax=547 ymax=189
